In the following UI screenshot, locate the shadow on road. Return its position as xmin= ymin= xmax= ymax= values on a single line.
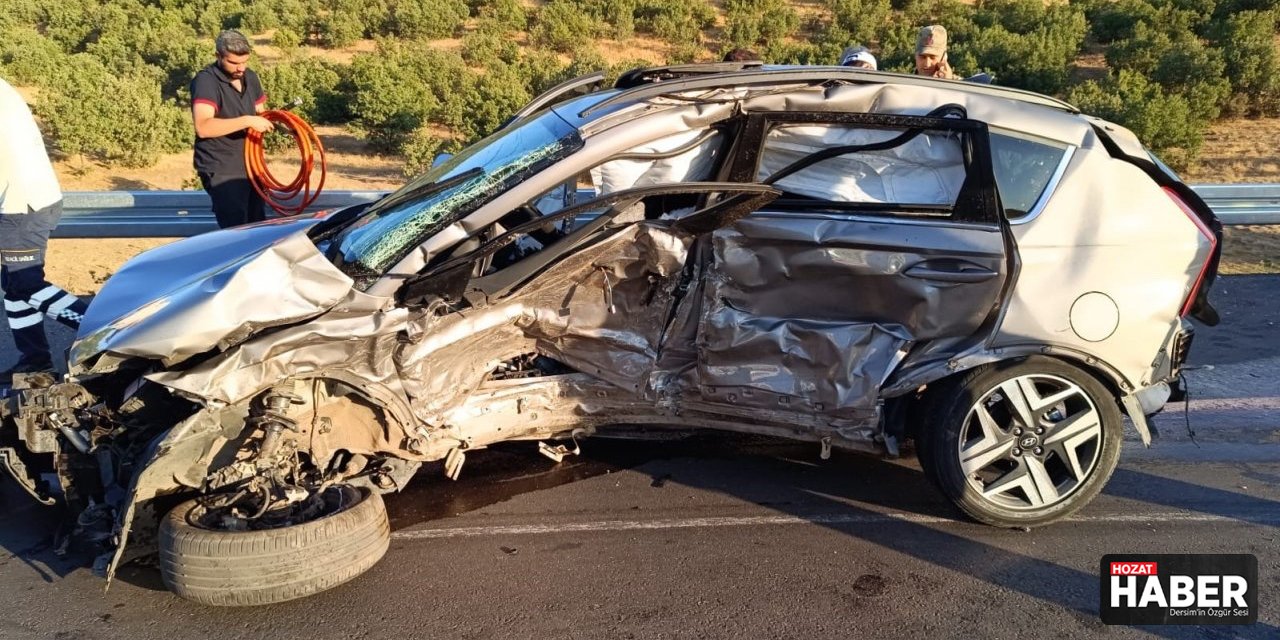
xmin=1106 ymin=466 xmax=1280 ymax=529
xmin=0 ymin=480 xmax=86 ymax=583
xmin=3 ymin=432 xmax=1276 ymax=638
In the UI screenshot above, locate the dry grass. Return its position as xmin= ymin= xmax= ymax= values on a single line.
xmin=1219 ymin=226 xmax=1280 ymax=275
xmin=1183 ymin=118 xmax=1280 ymax=185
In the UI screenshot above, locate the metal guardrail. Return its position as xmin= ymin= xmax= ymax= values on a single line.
xmin=1185 ymin=184 xmax=1280 ymax=225
xmin=52 ymin=184 xmax=1280 ymax=239
xmin=54 ymin=190 xmax=387 ymax=238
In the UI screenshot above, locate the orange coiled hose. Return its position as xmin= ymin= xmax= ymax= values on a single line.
xmin=244 ymin=110 xmax=327 ymax=216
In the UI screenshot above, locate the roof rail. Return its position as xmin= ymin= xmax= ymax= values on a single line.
xmin=581 ymin=65 xmax=1078 ymax=119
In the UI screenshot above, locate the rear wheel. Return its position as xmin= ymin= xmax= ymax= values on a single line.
xmin=916 ymin=357 xmax=1123 ymax=528
xmin=158 ymin=485 xmax=390 ymax=606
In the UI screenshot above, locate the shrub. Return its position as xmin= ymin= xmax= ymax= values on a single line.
xmin=273 ymin=28 xmax=305 ymax=49
xmin=764 ymin=41 xmax=825 ymax=65
xmin=1068 ymin=70 xmax=1205 ymax=168
xmin=0 ymin=26 xmax=72 ymax=86
xmin=34 ymin=55 xmax=189 ymax=167
xmin=239 ymin=0 xmax=312 ymax=35
xmin=1207 ymin=9 xmax=1280 ymax=114
xmin=0 ymin=0 xmax=42 ymax=32
xmin=346 ymin=45 xmax=473 ymax=151
xmin=1150 ymin=44 xmax=1231 ymax=121
xmin=313 ymin=0 xmax=370 ymax=48
xmin=823 ymin=0 xmax=893 ymax=49
xmin=723 ymin=0 xmax=800 ymax=49
xmin=973 ymin=0 xmax=1048 ymax=34
xmin=401 ymin=127 xmax=460 ymax=177
xmin=462 ymin=22 xmax=522 ymax=65
xmin=1105 ymin=20 xmax=1170 ymax=75
xmin=40 ymin=0 xmax=95 ymax=52
xmin=458 ymin=63 xmax=531 ymax=139
xmin=958 ymin=5 xmax=1085 ymax=94
xmin=258 ymin=56 xmax=351 ymax=123
xmin=531 ymin=1 xmax=597 ymax=52
xmin=385 ymin=0 xmax=469 ymax=39
xmin=476 ymin=0 xmax=529 ymax=32
xmin=634 ymin=0 xmax=717 ymax=45
xmin=1077 ymin=0 xmax=1159 ymax=44
xmin=514 ymin=50 xmax=572 ymax=95
xmin=193 ymin=0 xmax=245 ymax=37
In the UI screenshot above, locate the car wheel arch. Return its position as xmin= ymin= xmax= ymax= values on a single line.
xmin=889 ymin=349 xmax=1147 ymax=444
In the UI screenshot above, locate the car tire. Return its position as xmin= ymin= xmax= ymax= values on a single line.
xmin=158 ymin=485 xmax=390 ymax=606
xmin=916 ymin=357 xmax=1123 ymax=528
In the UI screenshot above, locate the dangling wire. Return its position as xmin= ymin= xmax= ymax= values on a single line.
xmin=1180 ymin=372 xmax=1200 ymax=449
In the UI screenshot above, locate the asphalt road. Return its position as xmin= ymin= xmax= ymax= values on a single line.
xmin=0 ymin=275 xmax=1277 ymax=639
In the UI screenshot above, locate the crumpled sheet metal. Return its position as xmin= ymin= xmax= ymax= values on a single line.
xmin=74 ymin=222 xmax=353 ymax=368
xmin=696 ymin=216 xmax=1004 ymax=414
xmin=698 ymin=303 xmax=910 ymax=413
xmin=147 ymin=287 xmax=408 ymax=407
xmin=515 ymin=223 xmax=691 ymax=395
xmin=711 ymin=217 xmax=1005 ymax=336
xmin=398 ymin=318 xmax=535 ymax=420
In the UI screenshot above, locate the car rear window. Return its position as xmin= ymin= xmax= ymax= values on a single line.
xmin=989 ymin=131 xmax=1071 ymax=219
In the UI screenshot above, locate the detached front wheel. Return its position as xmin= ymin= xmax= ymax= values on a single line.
xmin=158 ymin=485 xmax=390 ymax=606
xmin=917 ymin=357 xmax=1123 ymax=528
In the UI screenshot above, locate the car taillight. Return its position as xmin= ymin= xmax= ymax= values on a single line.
xmin=1163 ymin=187 xmax=1217 ymax=317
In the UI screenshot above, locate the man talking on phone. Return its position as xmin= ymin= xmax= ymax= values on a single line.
xmin=915 ymin=25 xmax=955 ymax=79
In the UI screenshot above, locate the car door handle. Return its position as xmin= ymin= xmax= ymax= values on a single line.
xmin=903 ymin=262 xmax=1000 ymax=283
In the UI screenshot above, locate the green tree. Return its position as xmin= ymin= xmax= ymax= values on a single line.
xmin=0 ymin=26 xmax=72 ymax=86
xmin=35 ymin=55 xmax=189 ymax=167
xmin=462 ymin=21 xmax=522 ymax=66
xmin=385 ymin=0 xmax=469 ymax=39
xmin=723 ymin=0 xmax=800 ymax=49
xmin=531 ymin=1 xmax=598 ymax=52
xmin=1068 ymin=70 xmax=1205 ymax=168
xmin=258 ymin=56 xmax=351 ymax=123
xmin=635 ymin=0 xmax=717 ymax=45
xmin=1207 ymin=9 xmax=1280 ymax=114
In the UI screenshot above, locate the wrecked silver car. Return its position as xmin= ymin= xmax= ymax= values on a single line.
xmin=0 ymin=64 xmax=1221 ymax=605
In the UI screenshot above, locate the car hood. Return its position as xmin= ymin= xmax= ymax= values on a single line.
xmin=71 ymin=217 xmax=355 ymax=369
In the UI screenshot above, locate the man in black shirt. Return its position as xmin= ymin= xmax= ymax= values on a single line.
xmin=190 ymin=30 xmax=273 ymax=228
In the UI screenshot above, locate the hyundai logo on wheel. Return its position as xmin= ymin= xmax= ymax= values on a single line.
xmin=1100 ymin=554 xmax=1257 ymax=624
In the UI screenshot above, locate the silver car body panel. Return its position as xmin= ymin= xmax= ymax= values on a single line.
xmin=73 ymin=216 xmax=353 ymax=369
xmin=993 ymin=144 xmax=1211 ymax=390
xmin=45 ymin=72 xmax=1214 ymax=581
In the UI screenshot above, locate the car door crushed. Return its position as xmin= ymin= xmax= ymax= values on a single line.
xmin=384 ymin=110 xmax=1009 ymax=465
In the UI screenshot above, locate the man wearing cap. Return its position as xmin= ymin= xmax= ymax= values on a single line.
xmin=839 ymin=46 xmax=878 ymax=70
xmin=915 ymin=25 xmax=955 ymax=79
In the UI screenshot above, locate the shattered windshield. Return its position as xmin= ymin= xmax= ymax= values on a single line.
xmin=332 ymin=112 xmax=583 ymax=282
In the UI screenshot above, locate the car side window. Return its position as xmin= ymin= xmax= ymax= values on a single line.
xmin=755 ymin=123 xmax=967 ymax=215
xmin=522 ymin=129 xmax=725 ymax=219
xmin=989 ymin=131 xmax=1070 ymax=219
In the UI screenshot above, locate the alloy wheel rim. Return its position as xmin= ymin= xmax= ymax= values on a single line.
xmin=957 ymin=373 xmax=1103 ymax=511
